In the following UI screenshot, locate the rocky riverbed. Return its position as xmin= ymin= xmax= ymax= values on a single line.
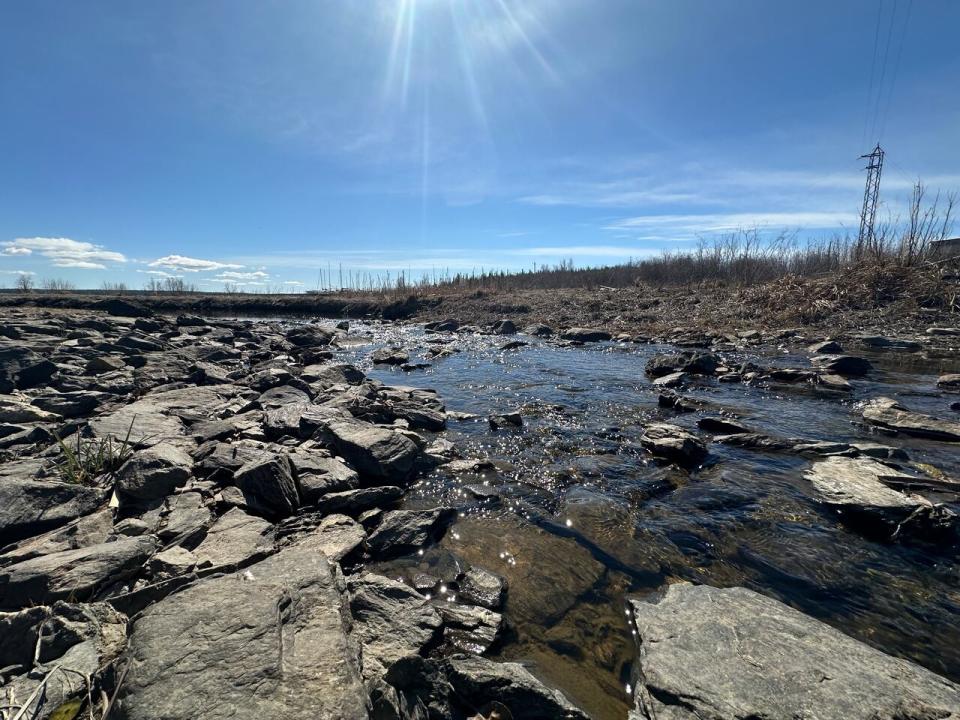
xmin=1 ymin=301 xmax=959 ymax=719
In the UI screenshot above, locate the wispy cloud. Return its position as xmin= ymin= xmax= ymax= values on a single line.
xmin=605 ymin=211 xmax=859 ymax=234
xmin=1 ymin=237 xmax=126 ymax=270
xmin=211 ymin=270 xmax=270 ymax=281
xmin=508 ymin=245 xmax=661 ymax=258
xmin=148 ymin=255 xmax=243 ymax=273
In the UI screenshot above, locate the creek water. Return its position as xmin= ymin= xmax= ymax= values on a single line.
xmin=336 ymin=322 xmax=960 ymax=719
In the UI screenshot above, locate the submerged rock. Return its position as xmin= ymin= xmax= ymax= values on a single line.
xmin=458 ymin=566 xmax=507 ymax=609
xmin=444 ymin=654 xmax=590 ymax=720
xmin=640 ymin=422 xmax=707 ymax=467
xmin=939 ymin=373 xmax=960 ymax=392
xmin=862 ymin=396 xmax=960 ymax=441
xmin=629 ymin=583 xmax=960 ymax=720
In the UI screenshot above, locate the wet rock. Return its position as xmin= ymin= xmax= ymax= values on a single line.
xmin=715 ymin=432 xmax=796 ymax=452
xmin=805 ymin=456 xmax=956 ymax=540
xmin=640 ymin=423 xmax=707 ymax=467
xmin=489 ymin=411 xmax=523 ymax=430
xmin=853 ymin=334 xmax=923 ymax=351
xmin=927 ymin=326 xmax=960 ymax=336
xmin=314 ymin=485 xmax=404 ymax=515
xmin=425 ymin=319 xmax=460 ymax=332
xmin=0 ymin=536 xmax=157 ymax=609
xmin=0 ymin=478 xmax=108 ymax=546
xmin=458 ymin=566 xmax=507 ymax=609
xmin=348 ymin=572 xmax=443 ymax=667
xmin=811 ymin=354 xmax=873 ymax=377
xmin=629 ymin=583 xmax=960 ymax=720
xmin=560 ymin=328 xmax=612 ymax=342
xmin=862 ymin=396 xmax=960 ymax=441
xmin=323 ymin=419 xmax=420 ymax=481
xmin=652 ymin=371 xmax=686 ymax=388
xmin=492 ymin=319 xmax=517 ymax=335
xmin=192 ymin=507 xmax=274 ymax=571
xmin=436 ymin=602 xmax=504 ymax=655
xmin=645 ymin=350 xmax=718 ymax=378
xmin=938 ymin=374 xmax=960 ymax=391
xmin=816 ymin=373 xmax=853 ymax=391
xmin=367 ymin=508 xmax=457 ymax=557
xmin=444 ymin=654 xmax=589 ymax=720
xmin=524 ymin=323 xmax=554 ymax=337
xmin=116 ymin=539 xmax=368 ymax=720
xmin=657 ymin=393 xmax=698 ymax=413
xmin=372 ymin=346 xmax=410 ymax=365
xmin=808 ymin=339 xmax=843 ymax=353
xmin=767 ymin=367 xmax=816 ymax=383
xmin=233 ymin=453 xmax=300 ymax=518
xmin=285 ymin=324 xmax=335 ymax=347
xmin=117 ymin=444 xmax=193 ymax=503
xmin=696 ymin=416 xmax=751 ymax=434
xmin=500 ymin=339 xmax=529 ymax=351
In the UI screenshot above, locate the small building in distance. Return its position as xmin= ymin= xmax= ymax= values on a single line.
xmin=930 ymin=237 xmax=960 ymax=259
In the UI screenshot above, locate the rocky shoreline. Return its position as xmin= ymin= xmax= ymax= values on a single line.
xmin=1 ymin=302 xmax=959 ymax=719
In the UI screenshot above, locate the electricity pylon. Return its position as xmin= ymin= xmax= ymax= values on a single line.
xmin=857 ymin=143 xmax=884 ymax=248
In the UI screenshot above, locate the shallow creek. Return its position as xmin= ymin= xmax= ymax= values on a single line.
xmin=332 ymin=322 xmax=960 ymax=719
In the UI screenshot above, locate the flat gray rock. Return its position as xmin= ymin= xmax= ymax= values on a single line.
xmin=629 ymin=583 xmax=960 ymax=720
xmin=366 ymin=508 xmax=457 ymax=557
xmin=0 ymin=536 xmax=157 ymax=609
xmin=192 ymin=507 xmax=274 ymax=571
xmin=641 ymin=422 xmax=707 ymax=467
xmin=862 ymin=396 xmax=960 ymax=441
xmin=0 ymin=478 xmax=108 ymax=545
xmin=348 ymin=572 xmax=442 ymax=668
xmin=115 ymin=540 xmax=368 ymax=720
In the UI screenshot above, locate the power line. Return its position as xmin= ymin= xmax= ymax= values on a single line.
xmin=861 ymin=0 xmax=884 ymax=149
xmin=869 ymin=0 xmax=898 ymax=143
xmin=877 ymin=0 xmax=913 ymax=141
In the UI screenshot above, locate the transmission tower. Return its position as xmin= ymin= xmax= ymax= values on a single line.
xmin=857 ymin=143 xmax=884 ymax=248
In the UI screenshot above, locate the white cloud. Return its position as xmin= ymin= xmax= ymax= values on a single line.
xmin=0 ymin=270 xmax=35 ymax=275
xmin=212 ymin=270 xmax=270 ymax=281
xmin=1 ymin=237 xmax=126 ymax=268
xmin=137 ymin=270 xmax=184 ymax=278
xmin=149 ymin=255 xmax=243 ymax=273
xmin=282 ymin=280 xmax=304 ymax=285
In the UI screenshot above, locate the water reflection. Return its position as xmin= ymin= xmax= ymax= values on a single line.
xmin=344 ymin=322 xmax=960 ymax=719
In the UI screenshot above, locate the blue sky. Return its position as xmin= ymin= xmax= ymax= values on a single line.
xmin=1 ymin=0 xmax=958 ymax=290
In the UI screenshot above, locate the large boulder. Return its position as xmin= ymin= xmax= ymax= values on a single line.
xmin=285 ymin=325 xmax=335 ymax=348
xmin=0 ymin=344 xmax=57 ymax=391
xmin=289 ymin=453 xmax=360 ymax=502
xmin=628 ymin=583 xmax=960 ymax=720
xmin=862 ymin=397 xmax=960 ymax=441
xmin=323 ymin=419 xmax=420 ymax=481
xmin=0 ymin=536 xmax=157 ymax=609
xmin=191 ymin=507 xmax=274 ymax=571
xmin=116 ymin=444 xmax=193 ymax=503
xmin=0 ymin=478 xmax=108 ymax=546
xmin=114 ymin=539 xmax=368 ymax=720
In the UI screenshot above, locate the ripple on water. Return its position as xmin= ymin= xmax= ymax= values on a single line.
xmin=337 ymin=321 xmax=960 ymax=719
